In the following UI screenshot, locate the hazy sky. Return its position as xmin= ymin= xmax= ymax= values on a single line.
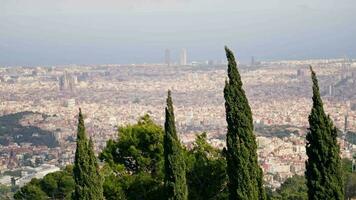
xmin=0 ymin=0 xmax=355 ymax=65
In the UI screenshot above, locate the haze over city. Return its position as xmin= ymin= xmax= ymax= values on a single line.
xmin=0 ymin=0 xmax=356 ymax=199
xmin=1 ymin=0 xmax=356 ymax=65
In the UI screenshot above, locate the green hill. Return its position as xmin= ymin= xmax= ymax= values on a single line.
xmin=0 ymin=111 xmax=58 ymax=148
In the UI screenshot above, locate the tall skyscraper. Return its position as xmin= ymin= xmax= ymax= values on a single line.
xmin=180 ymin=48 xmax=187 ymax=66
xmin=165 ymin=49 xmax=171 ymax=66
xmin=251 ymin=56 xmax=255 ymax=66
xmin=329 ymin=85 xmax=334 ymax=97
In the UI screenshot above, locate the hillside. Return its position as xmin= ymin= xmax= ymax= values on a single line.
xmin=0 ymin=111 xmax=58 ymax=148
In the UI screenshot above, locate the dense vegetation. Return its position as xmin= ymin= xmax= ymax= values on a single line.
xmin=268 ymin=175 xmax=308 ymax=200
xmin=14 ymin=166 xmax=74 ymax=199
xmin=15 ymin=156 xmax=356 ymax=200
xmin=99 ymin=114 xmax=165 ymax=200
xmin=14 ymin=114 xmax=230 ymax=200
xmin=99 ymin=114 xmax=228 ymax=200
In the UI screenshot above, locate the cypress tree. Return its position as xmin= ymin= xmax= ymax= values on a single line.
xmin=87 ymin=137 xmax=104 ymax=199
xmin=223 ymin=46 xmax=266 ymax=200
xmin=72 ymin=108 xmax=104 ymax=200
xmin=305 ymin=67 xmax=344 ymax=200
xmin=164 ymin=90 xmax=188 ymax=200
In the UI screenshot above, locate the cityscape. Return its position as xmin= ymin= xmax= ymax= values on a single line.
xmin=1 ymin=0 xmax=356 ymax=199
xmin=0 ymin=51 xmax=355 ymax=190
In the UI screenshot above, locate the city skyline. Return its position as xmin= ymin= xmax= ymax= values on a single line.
xmin=0 ymin=58 xmax=355 ymax=192
xmin=1 ymin=0 xmax=356 ymax=65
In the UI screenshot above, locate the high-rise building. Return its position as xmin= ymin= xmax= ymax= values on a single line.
xmin=251 ymin=56 xmax=255 ymax=66
xmin=180 ymin=48 xmax=187 ymax=66
xmin=329 ymin=85 xmax=334 ymax=97
xmin=165 ymin=49 xmax=171 ymax=66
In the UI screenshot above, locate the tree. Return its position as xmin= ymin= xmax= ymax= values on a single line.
xmin=100 ymin=114 xmax=231 ymax=200
xmin=14 ymin=179 xmax=47 ymax=200
xmin=269 ymin=175 xmax=307 ymax=200
xmin=223 ymin=46 xmax=266 ymax=200
xmin=72 ymin=108 xmax=104 ymax=200
xmin=123 ymin=171 xmax=165 ymax=200
xmin=164 ymin=90 xmax=188 ymax=200
xmin=345 ymin=173 xmax=356 ymax=200
xmin=0 ymin=184 xmax=12 ymax=200
xmin=100 ymin=114 xmax=164 ymax=175
xmin=41 ymin=166 xmax=75 ymax=199
xmin=88 ymin=137 xmax=104 ymax=196
xmin=13 ymin=166 xmax=75 ymax=200
xmin=100 ymin=164 xmax=126 ymax=200
xmin=342 ymin=158 xmax=356 ymax=199
xmin=99 ymin=114 xmax=165 ymax=200
xmin=305 ymin=67 xmax=344 ymax=200
xmin=186 ymin=133 xmax=228 ymax=200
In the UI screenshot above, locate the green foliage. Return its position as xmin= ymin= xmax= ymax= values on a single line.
xmin=342 ymin=158 xmax=353 ymax=174
xmin=100 ymin=113 xmax=229 ymax=200
xmin=164 ymin=90 xmax=188 ymax=200
xmin=14 ymin=178 xmax=47 ymax=200
xmin=345 ymin=173 xmax=356 ymax=199
xmin=100 ymin=114 xmax=164 ymax=175
xmin=122 ymin=172 xmax=165 ymax=200
xmin=305 ymin=67 xmax=344 ymax=200
xmin=41 ymin=167 xmax=75 ymax=199
xmin=101 ymin=165 xmax=126 ymax=200
xmin=223 ymin=46 xmax=266 ymax=200
xmin=267 ymin=159 xmax=355 ymax=200
xmin=342 ymin=158 xmax=356 ymax=199
xmin=186 ymin=133 xmax=228 ymax=200
xmin=102 ymin=174 xmax=126 ymax=200
xmin=0 ymin=184 xmax=12 ymax=199
xmin=72 ymin=109 xmax=104 ymax=200
xmin=100 ymin=114 xmax=165 ymax=200
xmin=268 ymin=175 xmax=307 ymax=200
xmin=14 ymin=166 xmax=75 ymax=200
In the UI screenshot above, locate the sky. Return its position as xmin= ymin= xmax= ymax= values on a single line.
xmin=0 ymin=0 xmax=355 ymax=65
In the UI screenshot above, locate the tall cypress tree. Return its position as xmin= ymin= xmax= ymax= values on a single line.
xmin=305 ymin=67 xmax=344 ymax=200
xmin=223 ymin=46 xmax=265 ymax=200
xmin=87 ymin=137 xmax=104 ymax=199
xmin=72 ymin=108 xmax=104 ymax=200
xmin=164 ymin=90 xmax=188 ymax=200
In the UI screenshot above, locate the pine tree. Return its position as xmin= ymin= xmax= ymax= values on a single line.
xmin=223 ymin=46 xmax=266 ymax=200
xmin=72 ymin=108 xmax=104 ymax=200
xmin=305 ymin=67 xmax=344 ymax=200
xmin=164 ymin=90 xmax=188 ymax=200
